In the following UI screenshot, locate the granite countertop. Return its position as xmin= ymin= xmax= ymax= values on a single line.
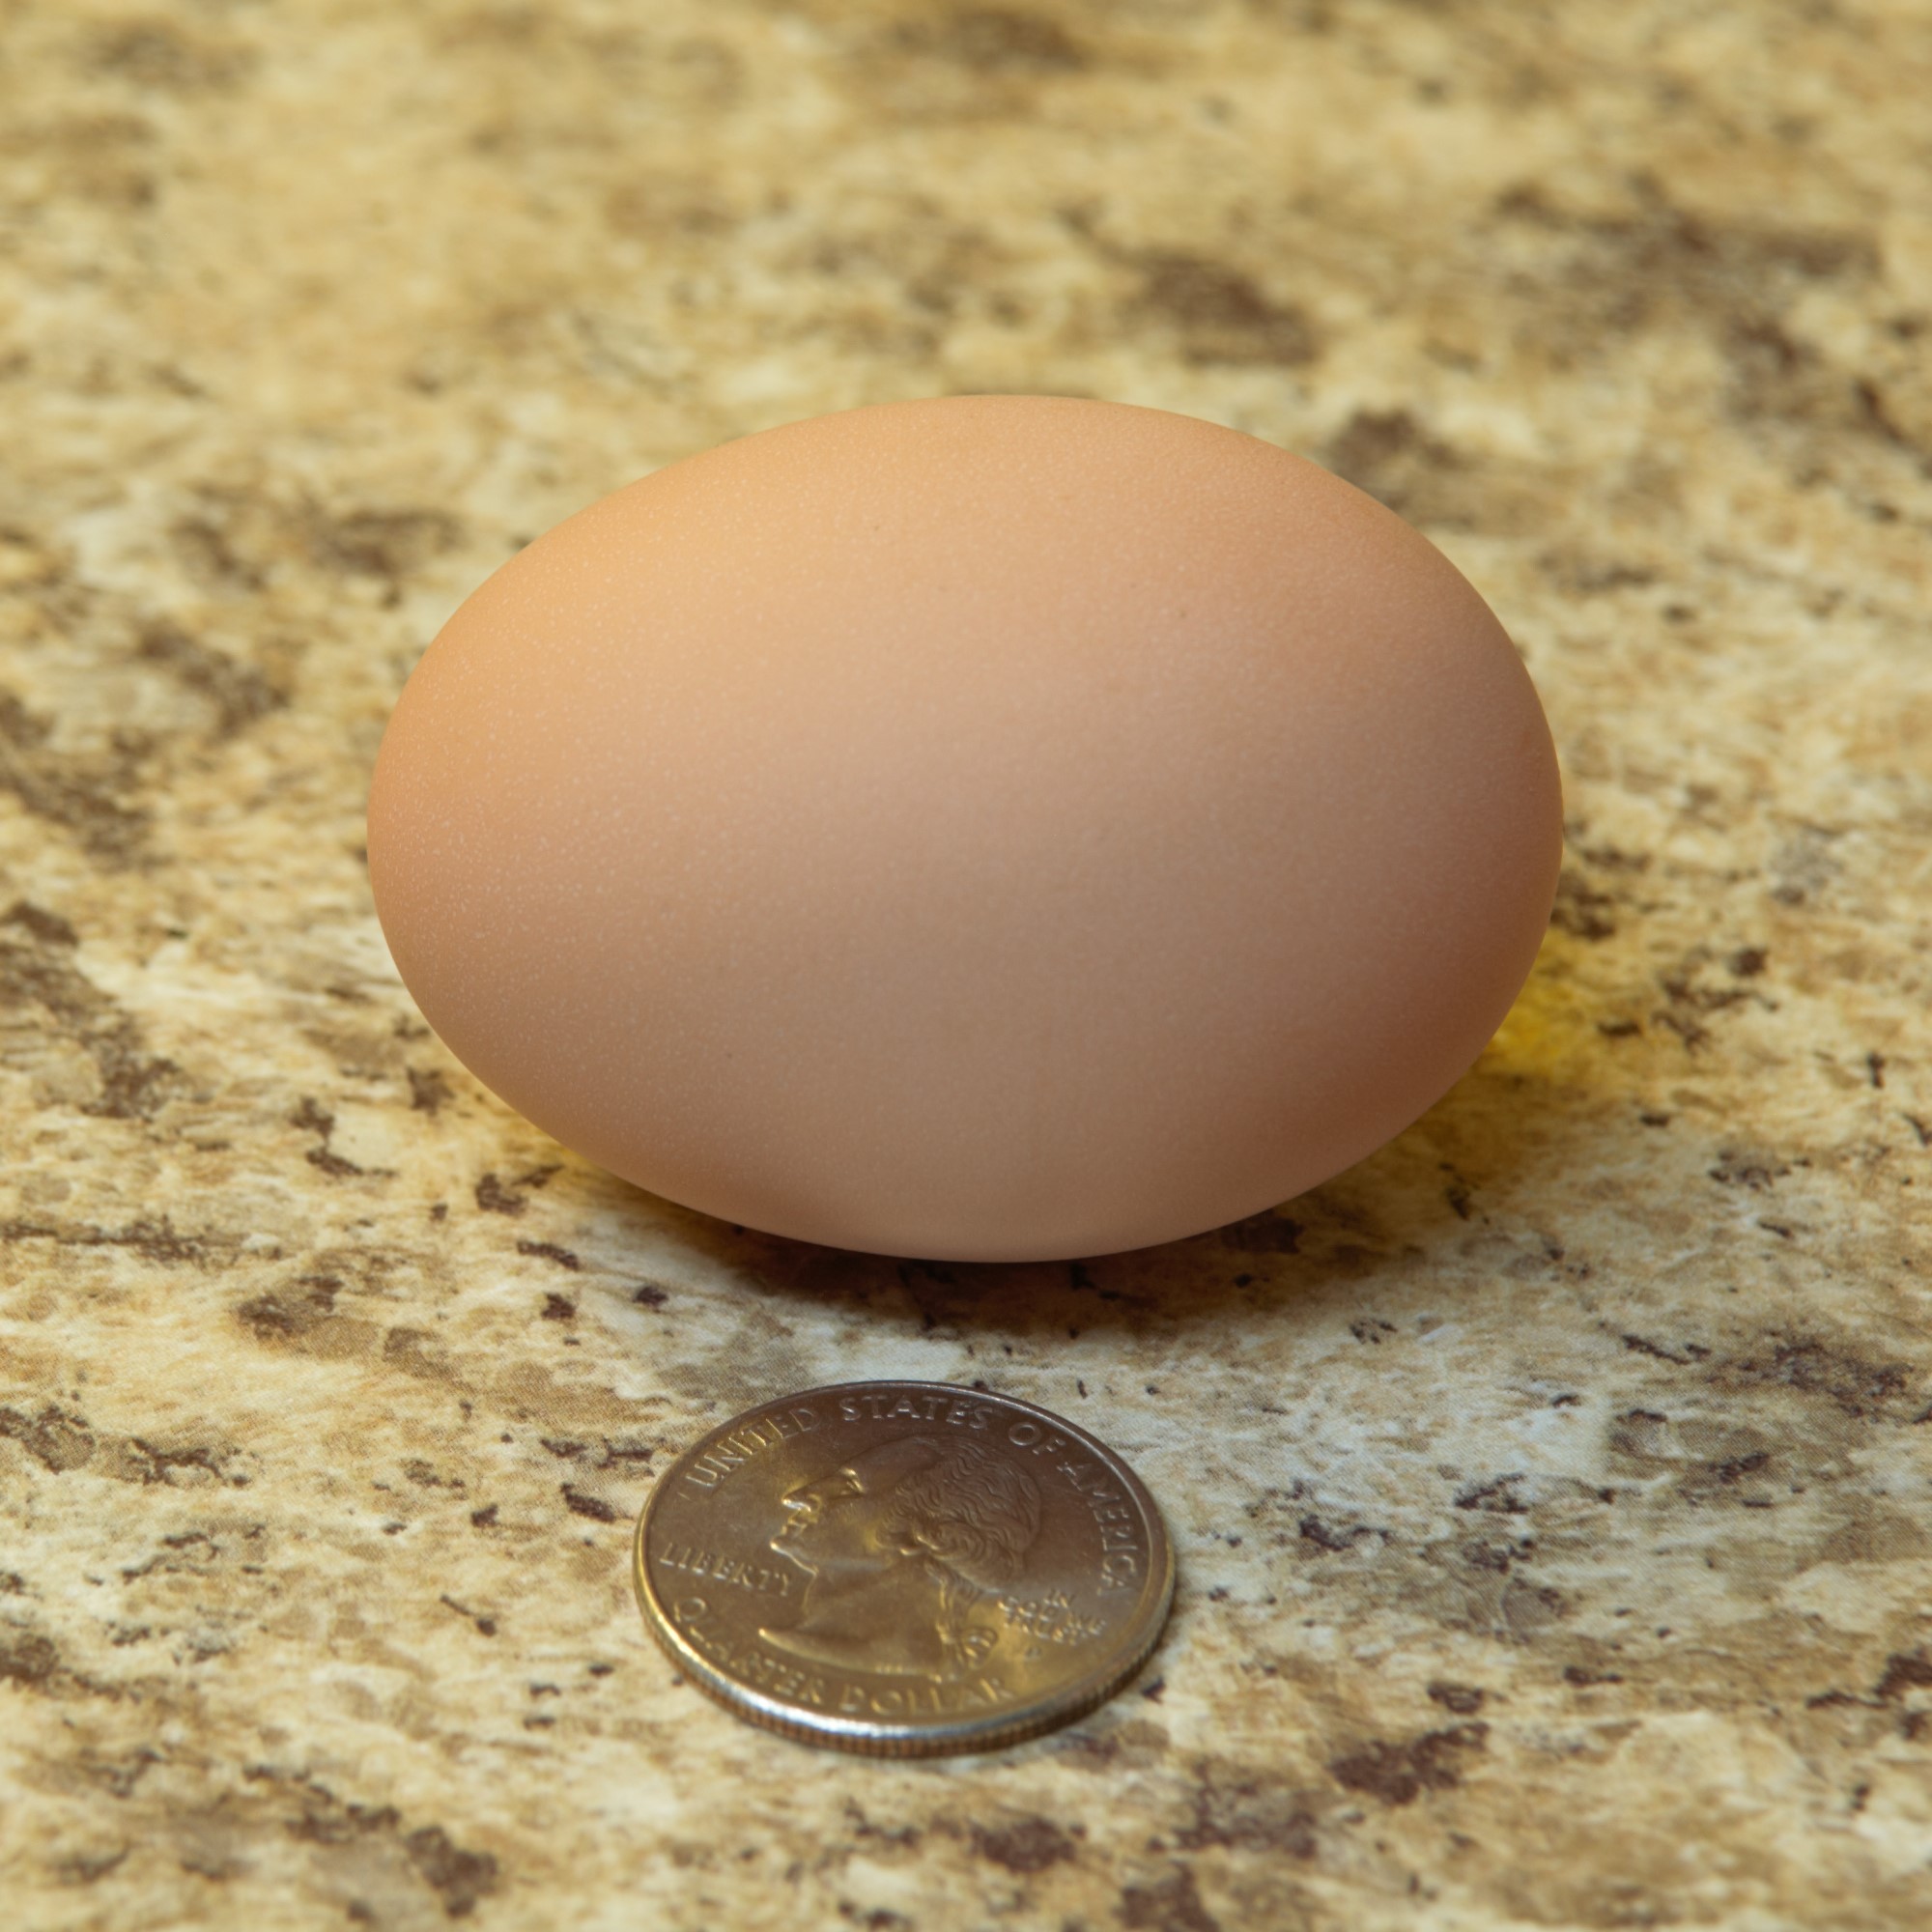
xmin=4 ymin=3 xmax=1931 ymax=1927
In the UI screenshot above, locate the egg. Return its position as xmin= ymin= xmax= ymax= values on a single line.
xmin=367 ymin=397 xmax=1561 ymax=1262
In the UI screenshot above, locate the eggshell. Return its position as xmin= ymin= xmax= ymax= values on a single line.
xmin=368 ymin=397 xmax=1561 ymax=1261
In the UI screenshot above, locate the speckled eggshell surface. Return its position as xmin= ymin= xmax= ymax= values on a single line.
xmin=366 ymin=396 xmax=1562 ymax=1261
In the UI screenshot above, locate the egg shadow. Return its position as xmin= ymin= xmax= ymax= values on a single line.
xmin=627 ymin=995 xmax=1621 ymax=1354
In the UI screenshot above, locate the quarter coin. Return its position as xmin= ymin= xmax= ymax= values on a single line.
xmin=633 ymin=1381 xmax=1174 ymax=1755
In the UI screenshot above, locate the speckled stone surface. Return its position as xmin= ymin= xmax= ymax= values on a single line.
xmin=3 ymin=3 xmax=1930 ymax=1927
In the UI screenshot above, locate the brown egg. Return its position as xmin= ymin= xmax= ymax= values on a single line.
xmin=368 ymin=397 xmax=1561 ymax=1261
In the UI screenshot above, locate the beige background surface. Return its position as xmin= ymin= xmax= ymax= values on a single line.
xmin=2 ymin=3 xmax=1930 ymax=1927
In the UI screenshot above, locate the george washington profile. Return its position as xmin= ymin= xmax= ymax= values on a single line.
xmin=761 ymin=1434 xmax=1042 ymax=1678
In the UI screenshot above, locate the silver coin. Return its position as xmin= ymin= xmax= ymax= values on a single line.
xmin=633 ymin=1381 xmax=1174 ymax=1755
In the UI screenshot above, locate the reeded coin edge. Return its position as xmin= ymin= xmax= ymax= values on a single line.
xmin=632 ymin=1380 xmax=1176 ymax=1758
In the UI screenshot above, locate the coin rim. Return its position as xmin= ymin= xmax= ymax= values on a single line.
xmin=633 ymin=1380 xmax=1175 ymax=1756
